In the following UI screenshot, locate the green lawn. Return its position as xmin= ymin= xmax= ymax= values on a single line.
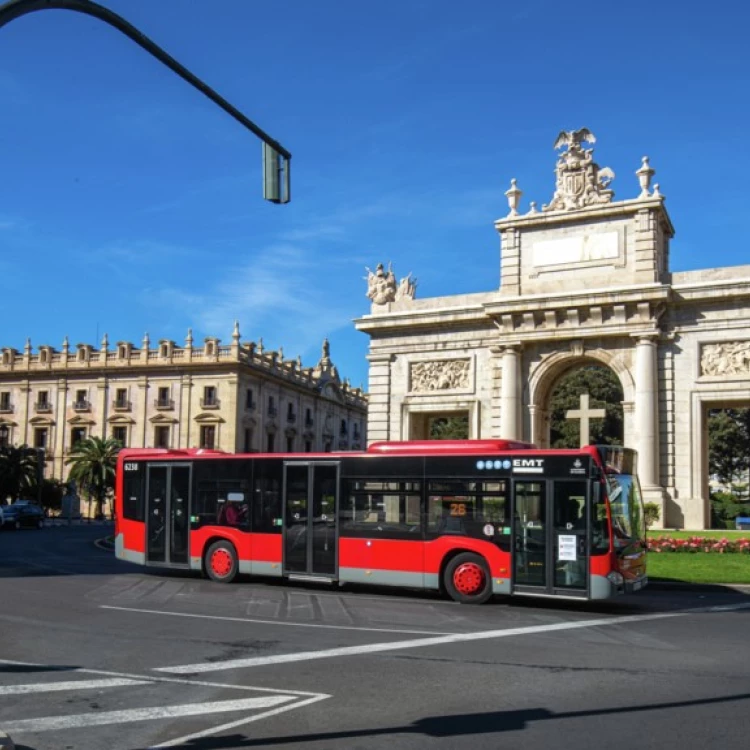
xmin=646 ymin=530 xmax=750 ymax=584
xmin=647 ymin=553 xmax=750 ymax=584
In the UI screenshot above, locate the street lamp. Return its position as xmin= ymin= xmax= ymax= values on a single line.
xmin=0 ymin=0 xmax=292 ymax=203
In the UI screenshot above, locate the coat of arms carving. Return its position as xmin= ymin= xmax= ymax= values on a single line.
xmin=544 ymin=128 xmax=615 ymax=212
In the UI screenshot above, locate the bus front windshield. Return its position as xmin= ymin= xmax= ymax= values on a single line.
xmin=606 ymin=472 xmax=646 ymax=550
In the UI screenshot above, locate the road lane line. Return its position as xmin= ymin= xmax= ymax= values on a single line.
xmin=149 ymin=694 xmax=331 ymax=749
xmin=100 ymin=604 xmax=457 ymax=635
xmin=3 ymin=696 xmax=296 ymax=733
xmin=155 ymin=611 xmax=683 ymax=674
xmin=0 ymin=678 xmax=147 ymax=695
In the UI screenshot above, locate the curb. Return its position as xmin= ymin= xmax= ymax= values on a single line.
xmin=0 ymin=730 xmax=15 ymax=749
xmin=648 ymin=580 xmax=750 ymax=593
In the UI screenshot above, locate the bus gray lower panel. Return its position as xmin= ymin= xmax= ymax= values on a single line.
xmin=493 ymin=578 xmax=512 ymax=595
xmin=115 ymin=533 xmax=145 ymax=565
xmin=339 ymin=567 xmax=425 ymax=589
xmin=250 ymin=561 xmax=283 ymax=577
xmin=590 ymin=574 xmax=616 ymax=599
xmin=190 ymin=556 xmax=202 ymax=571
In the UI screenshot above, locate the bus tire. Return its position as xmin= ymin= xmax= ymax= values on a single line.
xmin=205 ymin=540 xmax=238 ymax=584
xmin=444 ymin=552 xmax=492 ymax=604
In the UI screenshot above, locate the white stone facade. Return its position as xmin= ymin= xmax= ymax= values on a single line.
xmin=355 ymin=131 xmax=750 ymax=530
xmin=0 ymin=326 xmax=367 ymax=485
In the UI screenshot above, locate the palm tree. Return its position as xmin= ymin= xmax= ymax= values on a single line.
xmin=0 ymin=445 xmax=39 ymax=504
xmin=66 ymin=436 xmax=121 ymax=519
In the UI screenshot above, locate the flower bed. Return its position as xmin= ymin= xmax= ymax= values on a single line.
xmin=648 ymin=536 xmax=750 ymax=553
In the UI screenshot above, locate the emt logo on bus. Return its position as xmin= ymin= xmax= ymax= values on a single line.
xmin=512 ymin=458 xmax=544 ymax=473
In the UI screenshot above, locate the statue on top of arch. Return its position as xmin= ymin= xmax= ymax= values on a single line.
xmin=543 ymin=128 xmax=616 ymax=212
xmin=365 ymin=262 xmax=417 ymax=305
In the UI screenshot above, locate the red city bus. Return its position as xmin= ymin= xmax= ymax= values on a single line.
xmin=114 ymin=440 xmax=647 ymax=604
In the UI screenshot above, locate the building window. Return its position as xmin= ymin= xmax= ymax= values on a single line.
xmin=0 ymin=392 xmax=11 ymax=413
xmin=112 ymin=426 xmax=128 ymax=446
xmin=286 ymin=436 xmax=294 ymax=452
xmin=38 ymin=390 xmax=49 ymax=406
xmin=305 ymin=440 xmax=312 ymax=453
xmin=200 ymin=425 xmax=216 ymax=449
xmin=287 ymin=402 xmax=295 ymax=422
xmin=70 ymin=427 xmax=86 ymax=448
xmin=34 ymin=427 xmax=48 ymax=450
xmin=0 ymin=425 xmax=9 ymax=448
xmin=305 ymin=408 xmax=313 ymax=427
xmin=114 ymin=388 xmax=129 ymax=410
xmin=201 ymin=386 xmax=219 ymax=408
xmin=268 ymin=396 xmax=276 ymax=416
xmin=340 ymin=419 xmax=348 ymax=436
xmin=246 ymin=388 xmax=255 ymax=410
xmin=243 ymin=428 xmax=253 ymax=453
xmin=155 ymin=426 xmax=170 ymax=449
xmin=266 ymin=432 xmax=275 ymax=453
xmin=156 ymin=386 xmax=173 ymax=409
xmin=73 ymin=389 xmax=90 ymax=410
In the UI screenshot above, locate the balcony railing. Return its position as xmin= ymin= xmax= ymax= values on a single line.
xmin=112 ymin=400 xmax=132 ymax=412
xmin=154 ymin=398 xmax=174 ymax=410
xmin=34 ymin=403 xmax=53 ymax=414
xmin=305 ymin=417 xmax=314 ymax=428
xmin=287 ymin=412 xmax=297 ymax=423
xmin=267 ymin=405 xmax=277 ymax=417
xmin=245 ymin=401 xmax=256 ymax=411
xmin=72 ymin=400 xmax=91 ymax=412
xmin=0 ymin=403 xmax=13 ymax=414
xmin=200 ymin=397 xmax=220 ymax=409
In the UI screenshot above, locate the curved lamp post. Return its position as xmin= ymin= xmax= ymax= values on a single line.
xmin=0 ymin=0 xmax=291 ymax=202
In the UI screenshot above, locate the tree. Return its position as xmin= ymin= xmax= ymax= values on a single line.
xmin=549 ymin=366 xmax=623 ymax=448
xmin=66 ymin=436 xmax=121 ymax=519
xmin=430 ymin=415 xmax=469 ymax=440
xmin=708 ymin=408 xmax=750 ymax=489
xmin=0 ymin=445 xmax=39 ymax=504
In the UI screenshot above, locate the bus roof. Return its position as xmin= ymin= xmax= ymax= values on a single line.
xmin=367 ymin=440 xmax=536 ymax=455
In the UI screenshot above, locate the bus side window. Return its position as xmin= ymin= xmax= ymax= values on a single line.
xmin=591 ymin=480 xmax=611 ymax=554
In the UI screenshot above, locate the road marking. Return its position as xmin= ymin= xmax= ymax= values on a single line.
xmin=155 ymin=602 xmax=750 ymax=675
xmin=2 ymin=696 xmax=296 ymax=733
xmin=156 ymin=611 xmax=682 ymax=673
xmin=149 ymin=694 xmax=330 ymax=749
xmin=0 ymin=677 xmax=147 ymax=695
xmin=0 ymin=659 xmax=330 ymax=745
xmin=100 ymin=604 xmax=457 ymax=635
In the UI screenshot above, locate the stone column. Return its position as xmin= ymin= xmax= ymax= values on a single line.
xmin=365 ymin=352 xmax=394 ymax=443
xmin=633 ymin=336 xmax=658 ymax=488
xmin=500 ymin=346 xmax=521 ymax=440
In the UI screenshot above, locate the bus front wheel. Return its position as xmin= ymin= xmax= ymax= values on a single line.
xmin=205 ymin=540 xmax=238 ymax=584
xmin=444 ymin=552 xmax=492 ymax=604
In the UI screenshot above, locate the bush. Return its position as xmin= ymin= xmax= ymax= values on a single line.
xmin=647 ymin=536 xmax=750 ymax=553
xmin=644 ymin=502 xmax=661 ymax=529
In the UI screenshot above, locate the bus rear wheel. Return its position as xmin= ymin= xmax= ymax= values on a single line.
xmin=205 ymin=540 xmax=238 ymax=584
xmin=444 ymin=552 xmax=492 ymax=604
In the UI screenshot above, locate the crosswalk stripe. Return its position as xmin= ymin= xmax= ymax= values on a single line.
xmin=3 ymin=695 xmax=296 ymax=733
xmin=0 ymin=678 xmax=147 ymax=695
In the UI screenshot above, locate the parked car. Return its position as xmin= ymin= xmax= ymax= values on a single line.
xmin=1 ymin=500 xmax=45 ymax=530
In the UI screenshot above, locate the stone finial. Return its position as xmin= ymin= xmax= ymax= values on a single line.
xmin=101 ymin=333 xmax=109 ymax=350
xmin=142 ymin=332 xmax=150 ymax=348
xmin=232 ymin=320 xmax=240 ymax=342
xmin=653 ymin=183 xmax=662 ymax=199
xmin=528 ymin=201 xmax=538 ymax=214
xmin=62 ymin=336 xmax=69 ymax=353
xmin=185 ymin=328 xmax=193 ymax=347
xmin=505 ymin=178 xmax=522 ymax=216
xmin=297 ymin=355 xmax=302 ymax=370
xmin=278 ymin=346 xmax=283 ymax=361
xmin=24 ymin=338 xmax=31 ymax=355
xmin=636 ymin=156 xmax=655 ymax=198
xmin=257 ymin=337 xmax=264 ymax=354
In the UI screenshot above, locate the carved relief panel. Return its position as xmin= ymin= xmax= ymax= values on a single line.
xmin=409 ymin=359 xmax=470 ymax=392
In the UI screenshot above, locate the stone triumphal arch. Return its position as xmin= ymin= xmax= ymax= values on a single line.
xmin=355 ymin=129 xmax=750 ymax=530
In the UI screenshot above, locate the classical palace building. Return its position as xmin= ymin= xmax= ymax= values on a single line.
xmin=355 ymin=129 xmax=750 ymax=530
xmin=0 ymin=323 xmax=367 ymax=482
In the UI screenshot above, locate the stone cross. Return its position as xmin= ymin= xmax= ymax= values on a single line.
xmin=566 ymin=393 xmax=606 ymax=447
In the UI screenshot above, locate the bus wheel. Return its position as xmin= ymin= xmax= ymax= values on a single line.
xmin=205 ymin=541 xmax=238 ymax=584
xmin=444 ymin=553 xmax=492 ymax=604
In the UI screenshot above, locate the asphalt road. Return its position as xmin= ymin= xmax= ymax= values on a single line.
xmin=1 ymin=524 xmax=749 ymax=750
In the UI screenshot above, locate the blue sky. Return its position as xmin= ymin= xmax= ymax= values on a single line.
xmin=1 ymin=0 xmax=748 ymax=390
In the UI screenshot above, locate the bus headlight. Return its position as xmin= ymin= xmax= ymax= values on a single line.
xmin=607 ymin=571 xmax=624 ymax=586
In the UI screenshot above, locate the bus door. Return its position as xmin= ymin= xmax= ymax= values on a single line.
xmin=512 ymin=479 xmax=589 ymax=597
xmin=145 ymin=463 xmax=191 ymax=568
xmin=282 ymin=462 xmax=339 ymax=579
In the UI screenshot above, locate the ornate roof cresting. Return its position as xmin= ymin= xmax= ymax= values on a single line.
xmin=543 ymin=128 xmax=615 ymax=212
